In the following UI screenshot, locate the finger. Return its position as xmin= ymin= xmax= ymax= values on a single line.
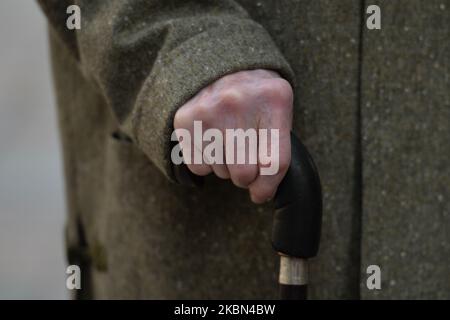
xmin=201 ymin=125 xmax=230 ymax=180
xmin=186 ymin=163 xmax=213 ymax=176
xmin=211 ymin=163 xmax=230 ymax=179
xmin=249 ymin=131 xmax=290 ymax=203
xmin=249 ymin=110 xmax=292 ymax=203
xmin=225 ymin=130 xmax=259 ymax=188
xmin=187 ymin=131 xmax=213 ymax=176
xmin=185 ymin=142 xmax=213 ymax=176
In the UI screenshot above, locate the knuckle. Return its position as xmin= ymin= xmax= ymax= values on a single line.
xmin=192 ymin=103 xmax=213 ymax=124
xmin=173 ymin=109 xmax=188 ymax=129
xmin=197 ymin=104 xmax=217 ymax=125
xmin=218 ymin=88 xmax=243 ymax=108
xmin=261 ymin=79 xmax=293 ymax=108
xmin=176 ymin=103 xmax=213 ymax=127
xmin=275 ymin=78 xmax=294 ymax=95
xmin=195 ymin=102 xmax=210 ymax=115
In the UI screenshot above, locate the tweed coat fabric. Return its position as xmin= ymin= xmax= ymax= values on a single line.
xmin=38 ymin=0 xmax=449 ymax=299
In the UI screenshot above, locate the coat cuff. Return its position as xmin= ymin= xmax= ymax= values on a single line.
xmin=132 ymin=20 xmax=295 ymax=181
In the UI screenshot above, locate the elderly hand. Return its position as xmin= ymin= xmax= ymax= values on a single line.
xmin=173 ymin=69 xmax=293 ymax=203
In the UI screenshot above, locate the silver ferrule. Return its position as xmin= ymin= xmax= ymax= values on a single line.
xmin=279 ymin=256 xmax=308 ymax=286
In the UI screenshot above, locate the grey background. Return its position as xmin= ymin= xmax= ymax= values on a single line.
xmin=0 ymin=1 xmax=67 ymax=299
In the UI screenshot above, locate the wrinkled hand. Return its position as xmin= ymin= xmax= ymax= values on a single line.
xmin=174 ymin=69 xmax=293 ymax=203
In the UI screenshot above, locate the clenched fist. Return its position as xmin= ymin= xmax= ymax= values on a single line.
xmin=173 ymin=69 xmax=293 ymax=203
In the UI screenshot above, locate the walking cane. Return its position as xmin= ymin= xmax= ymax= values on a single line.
xmin=173 ymin=133 xmax=323 ymax=300
xmin=272 ymin=133 xmax=322 ymax=300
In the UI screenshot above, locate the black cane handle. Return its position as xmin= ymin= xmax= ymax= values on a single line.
xmin=272 ymin=133 xmax=323 ymax=258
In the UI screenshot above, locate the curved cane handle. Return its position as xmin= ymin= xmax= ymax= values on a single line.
xmin=272 ymin=133 xmax=323 ymax=258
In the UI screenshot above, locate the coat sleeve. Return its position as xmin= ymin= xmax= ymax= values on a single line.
xmin=37 ymin=0 xmax=295 ymax=180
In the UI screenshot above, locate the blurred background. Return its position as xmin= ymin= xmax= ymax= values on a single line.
xmin=0 ymin=1 xmax=67 ymax=299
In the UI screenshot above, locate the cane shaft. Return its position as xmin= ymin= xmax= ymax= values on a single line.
xmin=278 ymin=256 xmax=308 ymax=300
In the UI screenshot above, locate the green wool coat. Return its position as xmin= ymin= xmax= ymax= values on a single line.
xmin=38 ymin=0 xmax=449 ymax=299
